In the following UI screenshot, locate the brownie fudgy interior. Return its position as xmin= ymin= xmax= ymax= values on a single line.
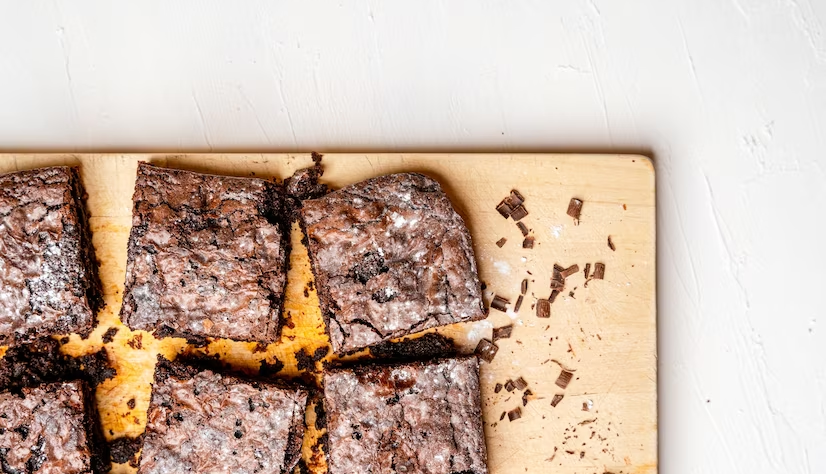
xmin=324 ymin=356 xmax=488 ymax=474
xmin=120 ymin=163 xmax=289 ymax=345
xmin=300 ymin=173 xmax=485 ymax=354
xmin=0 ymin=166 xmax=102 ymax=347
xmin=135 ymin=357 xmax=308 ymax=474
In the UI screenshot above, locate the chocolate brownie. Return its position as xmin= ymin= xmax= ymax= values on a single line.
xmin=300 ymin=173 xmax=485 ymax=354
xmin=120 ymin=163 xmax=288 ymax=345
xmin=0 ymin=381 xmax=109 ymax=473
xmin=0 ymin=167 xmax=102 ymax=347
xmin=136 ymin=357 xmax=308 ymax=474
xmin=323 ymin=356 xmax=488 ymax=474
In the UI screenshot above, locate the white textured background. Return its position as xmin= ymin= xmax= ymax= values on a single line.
xmin=1 ymin=1 xmax=825 ymax=472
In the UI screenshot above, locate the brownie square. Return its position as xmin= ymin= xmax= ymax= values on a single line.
xmin=0 ymin=381 xmax=107 ymax=474
xmin=136 ymin=357 xmax=308 ymax=474
xmin=120 ymin=163 xmax=288 ymax=345
xmin=300 ymin=173 xmax=485 ymax=354
xmin=323 ymin=356 xmax=488 ymax=474
xmin=0 ymin=167 xmax=101 ymax=347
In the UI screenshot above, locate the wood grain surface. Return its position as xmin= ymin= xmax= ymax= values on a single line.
xmin=0 ymin=154 xmax=656 ymax=474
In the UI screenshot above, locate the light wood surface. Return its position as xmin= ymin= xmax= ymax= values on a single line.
xmin=0 ymin=154 xmax=656 ymax=474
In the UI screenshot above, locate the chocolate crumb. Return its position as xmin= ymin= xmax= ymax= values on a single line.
xmin=492 ymin=325 xmax=513 ymax=341
xmin=496 ymin=237 xmax=507 ymax=248
xmin=551 ymin=394 xmax=564 ymax=407
xmin=474 ymin=339 xmax=499 ymax=363
xmin=491 ymin=295 xmax=509 ymax=313
xmin=510 ymin=189 xmax=525 ymax=206
xmin=521 ymin=279 xmax=528 ymax=295
xmin=584 ymin=263 xmax=591 ymax=279
xmin=568 ymin=291 xmax=575 ymax=299
xmin=608 ymin=236 xmax=616 ymax=251
xmin=536 ymin=299 xmax=550 ymax=318
xmin=561 ymin=264 xmax=579 ymax=278
xmin=496 ymin=200 xmax=513 ymax=218
xmin=494 ymin=383 xmax=504 ymax=393
xmin=567 ymin=198 xmax=583 ymax=223
xmin=127 ymin=398 xmax=136 ymax=409
xmin=510 ymin=205 xmax=529 ymax=221
xmin=517 ymin=221 xmax=529 ymax=236
xmin=513 ymin=295 xmax=524 ymax=312
xmin=508 ymin=407 xmax=522 ymax=422
xmin=514 ymin=377 xmax=528 ymax=390
xmin=555 ymin=370 xmax=574 ymax=389
xmin=102 ymin=327 xmax=119 ymax=344
xmin=593 ymin=262 xmax=605 ymax=280
xmin=504 ymin=380 xmax=516 ymax=392
xmin=522 ymin=236 xmax=535 ymax=249
xmin=522 ymin=389 xmax=533 ymax=406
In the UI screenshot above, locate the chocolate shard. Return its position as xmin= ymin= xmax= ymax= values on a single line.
xmin=608 ymin=236 xmax=616 ymax=251
xmin=504 ymin=380 xmax=516 ymax=392
xmin=593 ymin=263 xmax=605 ymax=280
xmin=560 ymin=264 xmax=579 ymax=278
xmin=514 ymin=295 xmax=524 ymax=313
xmin=474 ymin=338 xmax=499 ymax=363
xmin=496 ymin=237 xmax=507 ymax=248
xmin=517 ymin=222 xmax=529 ymax=236
xmin=507 ymin=407 xmax=522 ymax=422
xmin=549 ymin=290 xmax=560 ymax=303
xmin=555 ymin=370 xmax=574 ymax=389
xmin=510 ymin=189 xmax=525 ymax=207
xmin=522 ymin=236 xmax=535 ymax=249
xmin=494 ymin=383 xmax=504 ymax=394
xmin=514 ymin=377 xmax=528 ymax=391
xmin=567 ymin=198 xmax=583 ymax=223
xmin=492 ymin=325 xmax=513 ymax=341
xmin=491 ymin=295 xmax=509 ymax=313
xmin=499 ymin=411 xmax=506 ymax=421
xmin=550 ymin=394 xmax=564 ymax=407
xmin=536 ymin=299 xmax=551 ymax=318
xmin=521 ymin=279 xmax=528 ymax=295
xmin=584 ymin=263 xmax=591 ymax=279
xmin=510 ymin=205 xmax=529 ymax=221
xmin=496 ymin=200 xmax=513 ymax=218
xmin=550 ymin=276 xmax=565 ymax=291
xmin=522 ymin=389 xmax=533 ymax=407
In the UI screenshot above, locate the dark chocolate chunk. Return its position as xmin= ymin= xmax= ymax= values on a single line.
xmin=555 ymin=370 xmax=574 ymax=389
xmin=521 ymin=279 xmax=528 ymax=295
xmin=509 ymin=189 xmax=525 ymax=207
xmin=491 ymin=295 xmax=510 ymax=313
xmin=549 ymin=290 xmax=560 ymax=303
xmin=522 ymin=389 xmax=533 ymax=407
xmin=584 ymin=263 xmax=591 ymax=279
xmin=507 ymin=407 xmax=522 ymax=422
xmin=496 ymin=200 xmax=513 ymax=218
xmin=504 ymin=380 xmax=516 ymax=392
xmin=496 ymin=237 xmax=507 ymax=248
xmin=510 ymin=205 xmax=529 ymax=221
xmin=494 ymin=383 xmax=504 ymax=394
xmin=492 ymin=325 xmax=513 ymax=342
xmin=561 ymin=264 xmax=580 ymax=278
xmin=474 ymin=338 xmax=499 ymax=363
xmin=522 ymin=236 xmax=535 ymax=249
xmin=551 ymin=394 xmax=564 ymax=407
xmin=514 ymin=377 xmax=528 ymax=390
xmin=517 ymin=221 xmax=529 ymax=236
xmin=608 ymin=235 xmax=616 ymax=251
xmin=593 ymin=262 xmax=606 ymax=280
xmin=567 ymin=198 xmax=583 ymax=223
xmin=536 ymin=299 xmax=551 ymax=318
xmin=514 ymin=295 xmax=524 ymax=312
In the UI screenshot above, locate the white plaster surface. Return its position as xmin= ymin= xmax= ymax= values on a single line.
xmin=1 ymin=2 xmax=825 ymax=472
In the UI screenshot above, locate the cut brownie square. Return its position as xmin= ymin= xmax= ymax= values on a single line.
xmin=324 ymin=356 xmax=488 ymax=474
xmin=0 ymin=381 xmax=108 ymax=473
xmin=136 ymin=357 xmax=308 ymax=474
xmin=301 ymin=173 xmax=485 ymax=354
xmin=120 ymin=163 xmax=288 ymax=345
xmin=0 ymin=167 xmax=102 ymax=347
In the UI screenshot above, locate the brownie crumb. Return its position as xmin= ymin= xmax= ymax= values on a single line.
xmin=496 ymin=237 xmax=507 ymax=248
xmin=551 ymin=394 xmax=564 ymax=407
xmin=536 ymin=299 xmax=551 ymax=318
xmin=514 ymin=295 xmax=524 ymax=312
xmin=608 ymin=236 xmax=616 ymax=251
xmin=492 ymin=325 xmax=513 ymax=341
xmin=514 ymin=377 xmax=528 ymax=390
xmin=102 ymin=327 xmax=119 ymax=344
xmin=567 ymin=198 xmax=583 ymax=224
xmin=491 ymin=295 xmax=509 ymax=313
xmin=522 ymin=236 xmax=535 ymax=249
xmin=555 ymin=370 xmax=574 ymax=389
xmin=508 ymin=407 xmax=522 ymax=422
xmin=517 ymin=222 xmax=529 ymax=236
xmin=474 ymin=339 xmax=499 ymax=363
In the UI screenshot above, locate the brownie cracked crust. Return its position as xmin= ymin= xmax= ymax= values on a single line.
xmin=323 ymin=356 xmax=488 ymax=474
xmin=134 ymin=356 xmax=308 ymax=474
xmin=0 ymin=166 xmax=102 ymax=347
xmin=120 ymin=163 xmax=289 ymax=345
xmin=300 ymin=173 xmax=485 ymax=354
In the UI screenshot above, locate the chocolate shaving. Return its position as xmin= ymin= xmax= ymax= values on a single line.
xmin=474 ymin=339 xmax=499 ymax=363
xmin=492 ymin=325 xmax=513 ymax=341
xmin=521 ymin=279 xmax=528 ymax=295
xmin=567 ymin=198 xmax=583 ymax=224
xmin=491 ymin=295 xmax=509 ymax=313
xmin=514 ymin=377 xmax=528 ymax=390
xmin=522 ymin=389 xmax=533 ymax=406
xmin=608 ymin=235 xmax=616 ymax=251
xmin=584 ymin=263 xmax=591 ymax=279
xmin=514 ymin=295 xmax=524 ymax=312
xmin=496 ymin=237 xmax=507 ymax=248
xmin=508 ymin=407 xmax=522 ymax=422
xmin=549 ymin=359 xmax=577 ymax=372
xmin=494 ymin=383 xmax=504 ymax=393
xmin=593 ymin=263 xmax=605 ymax=280
xmin=561 ymin=264 xmax=579 ymax=278
xmin=522 ymin=236 xmax=535 ymax=249
xmin=536 ymin=299 xmax=551 ymax=318
xmin=496 ymin=200 xmax=513 ymax=218
xmin=504 ymin=380 xmax=516 ymax=392
xmin=517 ymin=221 xmax=529 ymax=236
xmin=549 ymin=290 xmax=560 ymax=303
xmin=550 ymin=394 xmax=564 ymax=407
xmin=555 ymin=370 xmax=574 ymax=389
xmin=510 ymin=205 xmax=529 ymax=221
xmin=510 ymin=189 xmax=525 ymax=206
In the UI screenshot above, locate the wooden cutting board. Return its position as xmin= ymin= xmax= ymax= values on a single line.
xmin=0 ymin=154 xmax=656 ymax=474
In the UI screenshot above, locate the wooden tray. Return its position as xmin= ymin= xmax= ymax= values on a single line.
xmin=0 ymin=154 xmax=657 ymax=474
